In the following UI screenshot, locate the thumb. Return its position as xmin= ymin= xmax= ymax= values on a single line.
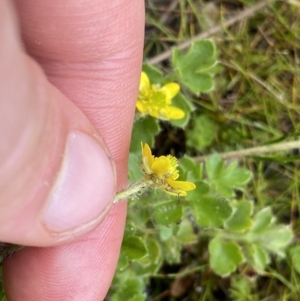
xmin=0 ymin=0 xmax=116 ymax=246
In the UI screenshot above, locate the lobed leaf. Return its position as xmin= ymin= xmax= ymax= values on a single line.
xmin=247 ymin=244 xmax=270 ymax=273
xmin=260 ymin=226 xmax=293 ymax=256
xmin=169 ymin=93 xmax=195 ymax=128
xmin=192 ymin=195 xmax=232 ymax=228
xmin=225 ymin=200 xmax=253 ymax=232
xmin=251 ymin=207 xmax=274 ymax=232
xmin=111 ymin=279 xmax=146 ymax=301
xmin=209 ymin=237 xmax=245 ymax=277
xmin=153 ymin=200 xmax=183 ymax=226
xmin=122 ymin=236 xmax=147 ymax=260
xmin=172 ymin=40 xmax=217 ymax=94
xmin=186 ymin=180 xmax=210 ymax=202
xmin=124 ymin=222 xmax=137 ymax=238
xmin=176 ymin=219 xmax=197 ymax=244
xmin=128 ymin=153 xmax=144 ymax=182
xmin=161 ymin=237 xmax=182 ymax=264
xmin=206 ymin=154 xmax=252 ymax=198
xmin=130 ymin=116 xmax=160 ymax=153
xmin=158 ymin=225 xmax=173 ymax=241
xmin=117 ymin=253 xmax=129 ymax=272
xmin=142 ymin=63 xmax=163 ymax=83
xmin=288 ymin=245 xmax=300 ymax=275
xmin=138 ymin=237 xmax=162 ymax=266
xmin=186 ymin=115 xmax=218 ymax=150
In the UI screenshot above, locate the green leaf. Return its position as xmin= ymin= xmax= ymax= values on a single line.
xmin=192 ymin=195 xmax=232 ymax=227
xmin=230 ymin=275 xmax=258 ymax=301
xmin=142 ymin=63 xmax=163 ymax=83
xmin=179 ymin=155 xmax=196 ymax=171
xmin=162 ymin=237 xmax=182 ymax=264
xmin=173 ymin=40 xmax=217 ymax=71
xmin=129 ymin=296 xmax=146 ymax=301
xmin=247 ymin=244 xmax=270 ymax=273
xmin=245 ymin=208 xmax=293 ymax=257
xmin=158 ymin=225 xmax=173 ymax=241
xmin=206 ymin=153 xmax=225 ymax=180
xmin=122 ymin=236 xmax=147 ymax=260
xmin=128 ymin=153 xmax=143 ymax=182
xmin=133 ymin=260 xmax=163 ymax=277
xmin=261 ymin=226 xmax=293 ymax=256
xmin=172 ymin=40 xmax=217 ymax=94
xmin=139 ymin=237 xmax=161 ymax=266
xmin=153 ymin=200 xmax=183 ymax=226
xmin=186 ymin=180 xmax=210 ymax=201
xmin=225 ymin=200 xmax=253 ymax=232
xmin=130 ymin=116 xmax=160 ymax=153
xmin=176 ymin=219 xmax=197 ymax=244
xmin=251 ymin=207 xmax=274 ymax=232
xmin=146 ymin=237 xmax=161 ymax=264
xmin=127 ymin=204 xmax=152 ymax=229
xmin=117 ymin=252 xmax=129 ymax=271
xmin=186 ymin=115 xmax=218 ymax=150
xmin=206 ymin=154 xmax=252 ymax=198
xmin=179 ymin=156 xmax=203 ymax=182
xmin=209 ymin=237 xmax=245 ymax=277
xmin=124 ymin=222 xmax=136 ymax=238
xmin=169 ymin=93 xmax=195 ymax=128
xmin=289 ymin=245 xmax=300 ymax=274
xmin=111 ymin=279 xmax=145 ymax=301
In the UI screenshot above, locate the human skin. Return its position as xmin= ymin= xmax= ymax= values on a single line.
xmin=0 ymin=0 xmax=144 ymax=300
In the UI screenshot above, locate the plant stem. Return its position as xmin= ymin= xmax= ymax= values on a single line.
xmin=0 ymin=179 xmax=153 ymax=264
xmin=193 ymin=140 xmax=300 ymax=163
xmin=113 ymin=179 xmax=153 ymax=203
xmin=153 ymin=265 xmax=206 ymax=279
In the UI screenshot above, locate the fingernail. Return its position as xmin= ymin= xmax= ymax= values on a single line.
xmin=42 ymin=131 xmax=115 ymax=234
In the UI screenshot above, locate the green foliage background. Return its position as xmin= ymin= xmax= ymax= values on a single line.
xmin=1 ymin=1 xmax=300 ymax=301
xmin=108 ymin=1 xmax=300 ymax=300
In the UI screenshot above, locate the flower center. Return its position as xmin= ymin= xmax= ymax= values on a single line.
xmin=151 ymin=86 xmax=167 ymax=108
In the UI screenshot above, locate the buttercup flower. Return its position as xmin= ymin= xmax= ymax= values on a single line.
xmin=136 ymin=72 xmax=185 ymax=120
xmin=141 ymin=143 xmax=196 ymax=196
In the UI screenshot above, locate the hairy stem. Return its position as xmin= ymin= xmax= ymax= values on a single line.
xmin=113 ymin=178 xmax=153 ymax=203
xmin=0 ymin=179 xmax=153 ymax=264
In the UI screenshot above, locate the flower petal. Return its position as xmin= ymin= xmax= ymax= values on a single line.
xmin=142 ymin=143 xmax=154 ymax=174
xmin=167 ymin=179 xmax=196 ymax=192
xmin=151 ymin=156 xmax=171 ymax=176
xmin=169 ymin=170 xmax=179 ymax=180
xmin=167 ymin=156 xmax=178 ymax=170
xmin=139 ymin=72 xmax=150 ymax=93
xmin=136 ymin=100 xmax=148 ymax=113
xmin=148 ymin=109 xmax=160 ymax=119
xmin=140 ymin=139 xmax=196 ymax=197
xmin=161 ymin=83 xmax=180 ymax=98
xmin=161 ymin=106 xmax=185 ymax=120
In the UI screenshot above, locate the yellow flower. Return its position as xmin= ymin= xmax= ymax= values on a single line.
xmin=141 ymin=143 xmax=196 ymax=197
xmin=136 ymin=72 xmax=185 ymax=120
